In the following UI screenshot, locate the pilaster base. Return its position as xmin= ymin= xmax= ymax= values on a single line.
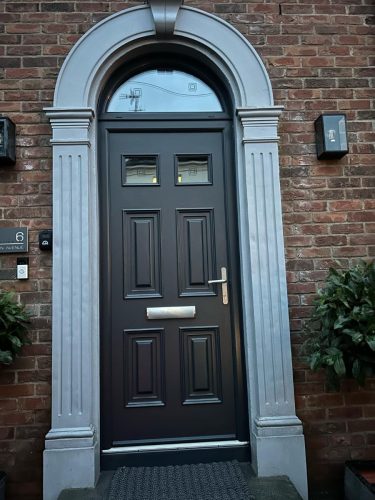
xmin=43 ymin=432 xmax=99 ymax=500
xmin=251 ymin=423 xmax=308 ymax=500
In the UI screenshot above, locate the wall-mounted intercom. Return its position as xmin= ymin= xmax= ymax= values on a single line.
xmin=16 ymin=257 xmax=29 ymax=280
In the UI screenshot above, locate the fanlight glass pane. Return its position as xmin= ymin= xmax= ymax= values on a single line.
xmin=107 ymin=70 xmax=223 ymax=112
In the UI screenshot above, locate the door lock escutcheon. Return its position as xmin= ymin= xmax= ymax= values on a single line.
xmin=208 ymin=267 xmax=228 ymax=305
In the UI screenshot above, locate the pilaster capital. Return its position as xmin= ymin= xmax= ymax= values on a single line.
xmin=237 ymin=107 xmax=284 ymax=143
xmin=44 ymin=107 xmax=95 ymax=125
xmin=237 ymin=106 xmax=284 ymax=122
xmin=44 ymin=107 xmax=95 ymax=145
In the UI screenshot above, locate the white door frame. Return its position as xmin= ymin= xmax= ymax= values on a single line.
xmin=43 ymin=5 xmax=307 ymax=499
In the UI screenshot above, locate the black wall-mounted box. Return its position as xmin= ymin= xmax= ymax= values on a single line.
xmin=39 ymin=230 xmax=53 ymax=251
xmin=314 ymin=113 xmax=348 ymax=160
xmin=0 ymin=117 xmax=16 ymax=166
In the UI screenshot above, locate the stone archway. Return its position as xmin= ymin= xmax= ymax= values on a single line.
xmin=43 ymin=4 xmax=307 ymax=499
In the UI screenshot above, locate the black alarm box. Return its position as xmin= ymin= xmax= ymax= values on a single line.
xmin=39 ymin=230 xmax=53 ymax=251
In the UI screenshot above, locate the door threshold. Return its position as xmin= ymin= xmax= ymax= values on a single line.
xmin=102 ymin=439 xmax=249 ymax=454
xmin=101 ymin=440 xmax=250 ymax=469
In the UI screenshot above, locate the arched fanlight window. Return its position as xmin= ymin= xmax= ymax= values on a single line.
xmin=107 ymin=69 xmax=223 ymax=112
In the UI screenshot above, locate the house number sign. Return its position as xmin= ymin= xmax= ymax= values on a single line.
xmin=0 ymin=228 xmax=28 ymax=253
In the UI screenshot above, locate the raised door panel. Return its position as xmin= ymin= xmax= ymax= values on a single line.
xmin=176 ymin=209 xmax=216 ymax=297
xmin=180 ymin=326 xmax=222 ymax=405
xmin=123 ymin=210 xmax=162 ymax=298
xmin=124 ymin=329 xmax=165 ymax=407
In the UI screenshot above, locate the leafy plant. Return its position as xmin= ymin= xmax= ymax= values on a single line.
xmin=0 ymin=292 xmax=31 ymax=365
xmin=304 ymin=260 xmax=375 ymax=388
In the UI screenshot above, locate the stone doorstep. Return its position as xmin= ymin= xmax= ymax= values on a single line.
xmin=58 ymin=464 xmax=303 ymax=500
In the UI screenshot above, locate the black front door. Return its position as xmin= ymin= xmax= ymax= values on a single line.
xmin=100 ymin=120 xmax=246 ymax=450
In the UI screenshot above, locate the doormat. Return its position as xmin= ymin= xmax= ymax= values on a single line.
xmin=108 ymin=461 xmax=255 ymax=500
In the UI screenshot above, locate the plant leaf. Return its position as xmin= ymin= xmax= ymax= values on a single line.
xmin=366 ymin=336 xmax=375 ymax=351
xmin=8 ymin=335 xmax=22 ymax=349
xmin=333 ymin=357 xmax=346 ymax=376
xmin=309 ymin=352 xmax=321 ymax=371
xmin=0 ymin=349 xmax=13 ymax=365
xmin=334 ymin=316 xmax=350 ymax=330
xmin=352 ymin=359 xmax=361 ymax=379
xmin=343 ymin=329 xmax=363 ymax=344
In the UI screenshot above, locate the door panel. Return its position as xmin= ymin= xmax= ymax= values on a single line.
xmin=124 ymin=328 xmax=165 ymax=407
xmin=180 ymin=326 xmax=222 ymax=404
xmin=101 ymin=123 xmax=246 ymax=448
xmin=176 ymin=209 xmax=216 ymax=296
xmin=123 ymin=210 xmax=162 ymax=298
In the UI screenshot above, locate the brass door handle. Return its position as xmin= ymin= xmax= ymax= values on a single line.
xmin=208 ymin=267 xmax=228 ymax=305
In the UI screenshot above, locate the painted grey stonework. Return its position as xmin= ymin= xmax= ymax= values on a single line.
xmin=148 ymin=0 xmax=183 ymax=37
xmin=44 ymin=5 xmax=308 ymax=500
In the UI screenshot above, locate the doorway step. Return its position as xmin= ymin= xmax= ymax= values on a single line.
xmin=58 ymin=463 xmax=302 ymax=500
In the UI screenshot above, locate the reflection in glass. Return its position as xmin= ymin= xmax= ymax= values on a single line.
xmin=122 ymin=156 xmax=158 ymax=185
xmin=324 ymin=115 xmax=348 ymax=150
xmin=108 ymin=70 xmax=222 ymax=113
xmin=177 ymin=156 xmax=210 ymax=185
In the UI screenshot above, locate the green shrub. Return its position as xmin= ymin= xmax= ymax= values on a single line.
xmin=304 ymin=260 xmax=375 ymax=388
xmin=0 ymin=292 xmax=31 ymax=365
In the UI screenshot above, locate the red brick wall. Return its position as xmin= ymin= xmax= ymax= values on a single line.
xmin=0 ymin=1 xmax=373 ymax=499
